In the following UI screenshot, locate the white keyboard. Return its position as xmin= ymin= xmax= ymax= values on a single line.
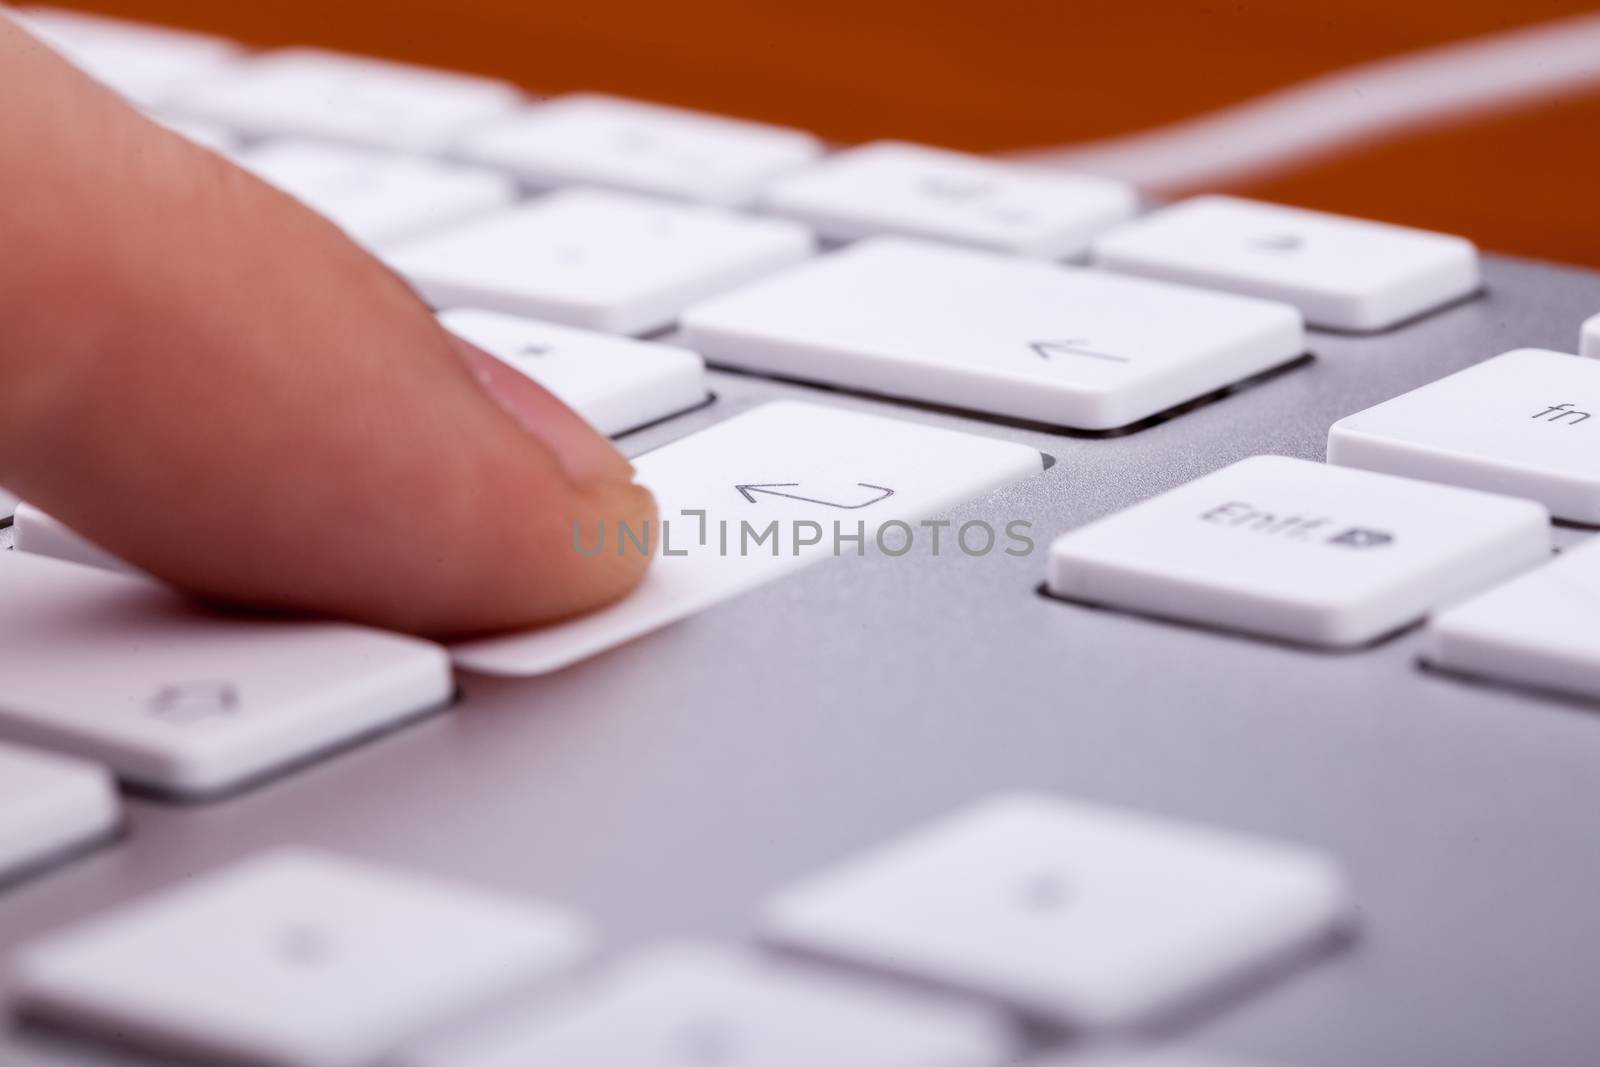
xmin=5 ymin=9 xmax=1600 ymax=1067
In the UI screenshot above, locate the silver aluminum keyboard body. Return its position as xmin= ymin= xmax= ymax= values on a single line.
xmin=3 ymin=248 xmax=1600 ymax=1066
xmin=5 ymin=13 xmax=1600 ymax=1060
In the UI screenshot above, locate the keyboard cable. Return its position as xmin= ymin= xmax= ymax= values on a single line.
xmin=1011 ymin=10 xmax=1600 ymax=192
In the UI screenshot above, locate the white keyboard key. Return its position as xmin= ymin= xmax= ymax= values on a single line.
xmin=0 ymin=742 xmax=119 ymax=885
xmin=682 ymin=238 xmax=1303 ymax=431
xmin=765 ymin=141 xmax=1138 ymax=257
xmin=387 ymin=189 xmax=813 ymax=335
xmin=1328 ymin=349 xmax=1600 ymax=523
xmin=17 ymin=7 xmax=239 ymax=107
xmin=0 ymin=486 xmax=17 ymax=521
xmin=239 ymin=140 xmax=517 ymax=248
xmin=407 ymin=942 xmax=1012 ymax=1067
xmin=0 ymin=551 xmax=453 ymax=797
xmin=458 ymin=94 xmax=822 ymax=206
xmin=14 ymin=503 xmax=138 ymax=575
xmin=450 ymin=401 xmax=1041 ymax=675
xmin=11 ymin=849 xmax=588 ymax=1067
xmin=1425 ymin=536 xmax=1600 ymax=702
xmin=1027 ymin=1050 xmax=1286 ymax=1067
xmin=440 ymin=309 xmax=707 ymax=435
xmin=761 ymin=794 xmax=1349 ymax=1029
xmin=1583 ymin=312 xmax=1600 ymax=359
xmin=1046 ymin=455 xmax=1549 ymax=647
xmin=169 ymin=48 xmax=521 ymax=153
xmin=154 ymin=114 xmax=239 ymax=152
xmin=1092 ymin=195 xmax=1479 ymax=331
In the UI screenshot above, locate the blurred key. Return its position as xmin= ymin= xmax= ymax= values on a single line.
xmin=459 ymin=93 xmax=822 ymax=206
xmin=440 ymin=309 xmax=707 ymax=435
xmin=0 ymin=741 xmax=119 ymax=885
xmin=765 ymin=141 xmax=1137 ymax=257
xmin=763 ymin=794 xmax=1350 ymax=1028
xmin=682 ymin=237 xmax=1303 ymax=431
xmin=1583 ymin=312 xmax=1600 ymax=358
xmin=1025 ymin=1050 xmax=1291 ymax=1067
xmin=17 ymin=6 xmax=239 ymax=107
xmin=168 ymin=48 xmax=522 ymax=153
xmin=387 ymin=188 xmax=813 ymax=335
xmin=11 ymin=848 xmax=589 ymax=1067
xmin=0 ymin=551 xmax=453 ymax=797
xmin=1 ymin=486 xmax=17 ymax=522
xmin=239 ymin=140 xmax=517 ymax=248
xmin=1426 ymin=536 xmax=1600 ymax=703
xmin=405 ymin=942 xmax=1013 ymax=1067
xmin=1093 ymin=195 xmax=1479 ymax=331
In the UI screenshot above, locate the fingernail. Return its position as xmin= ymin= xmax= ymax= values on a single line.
xmin=449 ymin=335 xmax=634 ymax=485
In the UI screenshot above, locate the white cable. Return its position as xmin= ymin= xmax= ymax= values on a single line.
xmin=1013 ymin=11 xmax=1600 ymax=190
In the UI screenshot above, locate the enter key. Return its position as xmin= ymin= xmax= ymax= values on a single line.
xmin=450 ymin=402 xmax=1043 ymax=676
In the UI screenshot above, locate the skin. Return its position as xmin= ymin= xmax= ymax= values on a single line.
xmin=0 ymin=18 xmax=658 ymax=639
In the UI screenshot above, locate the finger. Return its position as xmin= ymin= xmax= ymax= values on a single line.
xmin=0 ymin=19 xmax=656 ymax=639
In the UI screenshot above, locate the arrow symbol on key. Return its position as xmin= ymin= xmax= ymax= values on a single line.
xmin=735 ymin=482 xmax=895 ymax=509
xmin=1030 ymin=339 xmax=1129 ymax=363
xmin=1251 ymin=232 xmax=1304 ymax=252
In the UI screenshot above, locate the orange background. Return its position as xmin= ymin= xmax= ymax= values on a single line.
xmin=57 ymin=0 xmax=1600 ymax=267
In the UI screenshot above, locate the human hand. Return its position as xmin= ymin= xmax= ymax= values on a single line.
xmin=0 ymin=17 xmax=657 ymax=638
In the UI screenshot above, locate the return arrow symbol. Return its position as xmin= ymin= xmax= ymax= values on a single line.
xmin=735 ymin=482 xmax=896 ymax=509
xmin=1030 ymin=339 xmax=1129 ymax=363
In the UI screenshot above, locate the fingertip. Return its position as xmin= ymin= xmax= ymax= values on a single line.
xmin=388 ymin=471 xmax=660 ymax=642
xmin=448 ymin=335 xmax=636 ymax=488
xmin=0 ymin=29 xmax=662 ymax=641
